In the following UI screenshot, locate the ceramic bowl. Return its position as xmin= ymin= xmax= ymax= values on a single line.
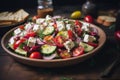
xmin=1 ymin=23 xmax=106 ymax=67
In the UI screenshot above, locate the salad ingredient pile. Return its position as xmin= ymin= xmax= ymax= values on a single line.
xmin=8 ymin=15 xmax=99 ymax=60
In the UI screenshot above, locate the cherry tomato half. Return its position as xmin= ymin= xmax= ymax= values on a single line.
xmin=19 ymin=25 xmax=25 ymax=30
xmin=84 ymin=15 xmax=94 ymax=23
xmin=68 ymin=30 xmax=76 ymax=40
xmin=29 ymin=52 xmax=42 ymax=59
xmin=32 ymin=15 xmax=39 ymax=22
xmin=73 ymin=46 xmax=84 ymax=57
xmin=74 ymin=25 xmax=82 ymax=36
xmin=54 ymin=36 xmax=64 ymax=47
xmin=75 ymin=20 xmax=82 ymax=27
xmin=13 ymin=38 xmax=26 ymax=49
xmin=87 ymin=42 xmax=98 ymax=48
xmin=60 ymin=50 xmax=71 ymax=59
xmin=24 ymin=31 xmax=36 ymax=38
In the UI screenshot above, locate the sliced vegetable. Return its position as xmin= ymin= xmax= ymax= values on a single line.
xmin=75 ymin=20 xmax=82 ymax=27
xmin=87 ymin=42 xmax=98 ymax=48
xmin=25 ymin=31 xmax=36 ymax=38
xmin=41 ymin=44 xmax=57 ymax=55
xmin=68 ymin=30 xmax=76 ymax=40
xmin=42 ymin=26 xmax=54 ymax=36
xmin=72 ymin=46 xmax=84 ymax=57
xmin=19 ymin=25 xmax=25 ymax=30
xmin=13 ymin=38 xmax=26 ymax=49
xmin=15 ymin=47 xmax=27 ymax=56
xmin=60 ymin=50 xmax=71 ymax=59
xmin=54 ymin=36 xmax=64 ymax=47
xmin=79 ymin=42 xmax=94 ymax=52
xmin=57 ymin=31 xmax=68 ymax=39
xmin=43 ymin=52 xmax=57 ymax=60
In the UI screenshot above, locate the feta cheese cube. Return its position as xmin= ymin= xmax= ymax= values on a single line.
xmin=19 ymin=31 xmax=27 ymax=36
xmin=63 ymin=40 xmax=75 ymax=52
xmin=66 ymin=24 xmax=73 ymax=30
xmin=14 ymin=28 xmax=21 ymax=35
xmin=81 ymin=23 xmax=90 ymax=32
xmin=45 ymin=15 xmax=52 ymax=22
xmin=83 ymin=34 xmax=96 ymax=42
xmin=36 ymin=18 xmax=45 ymax=24
xmin=88 ymin=36 xmax=96 ymax=42
xmin=25 ymin=23 xmax=32 ymax=30
xmin=27 ymin=37 xmax=36 ymax=47
xmin=33 ymin=24 xmax=41 ymax=32
xmin=9 ymin=37 xmax=15 ymax=44
xmin=56 ymin=21 xmax=66 ymax=31
xmin=83 ymin=34 xmax=89 ymax=42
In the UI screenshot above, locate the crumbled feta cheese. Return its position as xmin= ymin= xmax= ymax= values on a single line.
xmin=19 ymin=31 xmax=27 ymax=36
xmin=81 ymin=23 xmax=90 ymax=32
xmin=66 ymin=24 xmax=73 ymax=30
xmin=63 ymin=40 xmax=75 ymax=52
xmin=45 ymin=15 xmax=52 ymax=21
xmin=49 ymin=22 xmax=54 ymax=26
xmin=9 ymin=37 xmax=15 ymax=44
xmin=88 ymin=36 xmax=96 ymax=42
xmin=83 ymin=34 xmax=89 ymax=42
xmin=56 ymin=21 xmax=66 ymax=31
xmin=83 ymin=34 xmax=96 ymax=42
xmin=25 ymin=23 xmax=32 ymax=30
xmin=27 ymin=37 xmax=36 ymax=47
xmin=36 ymin=18 xmax=45 ymax=24
xmin=33 ymin=24 xmax=41 ymax=32
xmin=14 ymin=28 xmax=21 ymax=35
xmin=42 ymin=22 xmax=48 ymax=27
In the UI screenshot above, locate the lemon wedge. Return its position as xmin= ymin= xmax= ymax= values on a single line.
xmin=71 ymin=11 xmax=81 ymax=19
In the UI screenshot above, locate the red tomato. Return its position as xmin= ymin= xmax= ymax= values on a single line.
xmin=13 ymin=38 xmax=26 ymax=49
xmin=25 ymin=31 xmax=36 ymax=38
xmin=114 ymin=30 xmax=120 ymax=41
xmin=32 ymin=15 xmax=39 ymax=22
xmin=75 ymin=20 xmax=82 ymax=27
xmin=68 ymin=30 xmax=75 ymax=40
xmin=87 ymin=42 xmax=98 ymax=48
xmin=60 ymin=50 xmax=71 ymax=59
xmin=29 ymin=52 xmax=42 ymax=59
xmin=73 ymin=46 xmax=84 ymax=57
xmin=84 ymin=15 xmax=94 ymax=23
xmin=19 ymin=25 xmax=24 ymax=30
xmin=53 ymin=23 xmax=57 ymax=29
xmin=74 ymin=25 xmax=82 ymax=36
xmin=54 ymin=36 xmax=64 ymax=47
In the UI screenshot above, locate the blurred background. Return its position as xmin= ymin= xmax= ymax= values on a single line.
xmin=0 ymin=0 xmax=120 ymax=11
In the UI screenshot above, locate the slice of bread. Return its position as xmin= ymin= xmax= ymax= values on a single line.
xmin=0 ymin=9 xmax=29 ymax=24
xmin=13 ymin=9 xmax=29 ymax=22
xmin=97 ymin=15 xmax=116 ymax=26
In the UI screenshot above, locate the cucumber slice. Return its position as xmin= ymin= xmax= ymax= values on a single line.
xmin=79 ymin=42 xmax=94 ymax=52
xmin=42 ymin=26 xmax=54 ymax=36
xmin=8 ymin=43 xmax=14 ymax=50
xmin=41 ymin=44 xmax=56 ymax=55
xmin=15 ymin=47 xmax=27 ymax=56
xmin=57 ymin=31 xmax=69 ymax=39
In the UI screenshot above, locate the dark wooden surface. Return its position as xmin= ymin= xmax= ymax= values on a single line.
xmin=0 ymin=5 xmax=120 ymax=80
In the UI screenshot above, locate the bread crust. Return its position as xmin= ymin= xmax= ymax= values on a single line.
xmin=0 ymin=9 xmax=29 ymax=26
xmin=97 ymin=15 xmax=116 ymax=26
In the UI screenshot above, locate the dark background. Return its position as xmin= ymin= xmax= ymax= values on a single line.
xmin=0 ymin=0 xmax=120 ymax=11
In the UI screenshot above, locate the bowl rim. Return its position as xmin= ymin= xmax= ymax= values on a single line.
xmin=1 ymin=22 xmax=106 ymax=63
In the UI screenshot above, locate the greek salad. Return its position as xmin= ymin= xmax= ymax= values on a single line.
xmin=8 ymin=15 xmax=99 ymax=60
